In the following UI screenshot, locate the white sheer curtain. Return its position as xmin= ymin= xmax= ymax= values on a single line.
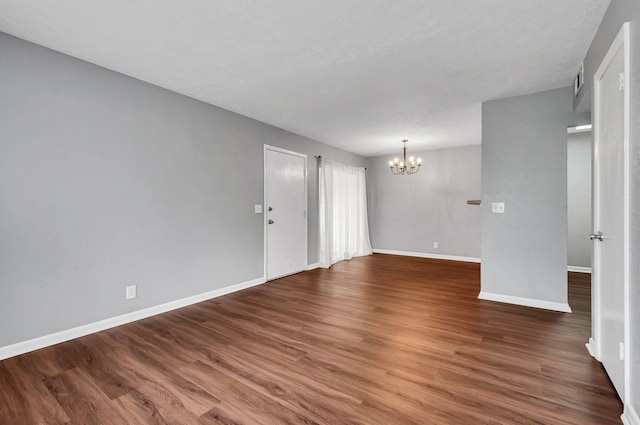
xmin=318 ymin=159 xmax=372 ymax=268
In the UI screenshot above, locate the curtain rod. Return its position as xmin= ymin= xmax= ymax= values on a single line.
xmin=314 ymin=155 xmax=366 ymax=170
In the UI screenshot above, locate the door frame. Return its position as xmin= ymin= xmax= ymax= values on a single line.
xmin=588 ymin=22 xmax=630 ymax=403
xmin=263 ymin=144 xmax=308 ymax=280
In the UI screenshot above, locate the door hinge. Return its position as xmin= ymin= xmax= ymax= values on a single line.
xmin=619 ymin=342 xmax=625 ymax=360
xmin=619 ymin=73 xmax=625 ymax=91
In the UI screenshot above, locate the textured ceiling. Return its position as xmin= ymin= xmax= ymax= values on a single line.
xmin=0 ymin=0 xmax=610 ymax=156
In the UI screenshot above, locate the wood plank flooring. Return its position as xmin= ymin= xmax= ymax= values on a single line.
xmin=0 ymin=254 xmax=622 ymax=424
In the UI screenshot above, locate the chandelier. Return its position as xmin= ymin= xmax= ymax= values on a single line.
xmin=389 ymin=140 xmax=422 ymax=175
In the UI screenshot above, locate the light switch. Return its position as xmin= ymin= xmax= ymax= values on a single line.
xmin=254 ymin=204 xmax=263 ymax=214
xmin=492 ymin=202 xmax=505 ymax=213
xmin=126 ymin=285 xmax=137 ymax=300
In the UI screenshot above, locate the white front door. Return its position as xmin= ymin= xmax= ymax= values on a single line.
xmin=591 ymin=24 xmax=628 ymax=401
xmin=265 ymin=147 xmax=307 ymax=280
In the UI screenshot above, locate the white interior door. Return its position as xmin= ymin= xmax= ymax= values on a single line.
xmin=265 ymin=147 xmax=307 ymax=280
xmin=591 ymin=24 xmax=628 ymax=401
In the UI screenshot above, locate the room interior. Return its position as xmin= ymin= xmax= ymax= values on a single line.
xmin=1 ymin=1 xmax=639 ymax=424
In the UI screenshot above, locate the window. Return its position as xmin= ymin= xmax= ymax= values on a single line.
xmin=318 ymin=160 xmax=372 ymax=268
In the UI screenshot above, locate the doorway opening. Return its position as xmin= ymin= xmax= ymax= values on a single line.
xmin=567 ymin=125 xmax=592 ymax=274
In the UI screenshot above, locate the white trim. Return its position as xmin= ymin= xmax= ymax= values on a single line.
xmin=478 ymin=291 xmax=572 ymax=313
xmin=568 ymin=266 xmax=592 ymax=273
xmin=622 ymin=404 xmax=640 ymax=425
xmin=585 ymin=338 xmax=599 ymax=360
xmin=305 ymin=262 xmax=320 ymax=271
xmin=592 ymin=22 xmax=630 ymax=402
xmin=372 ymin=249 xmax=480 ymax=263
xmin=0 ymin=276 xmax=266 ymax=361
xmin=263 ymin=145 xmax=308 ymax=281
xmin=567 ymin=125 xmax=592 ymax=134
xmin=622 ymin=21 xmax=631 ymax=406
xmin=265 ymin=269 xmax=305 ymax=281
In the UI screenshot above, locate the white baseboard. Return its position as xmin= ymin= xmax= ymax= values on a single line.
xmin=373 ymin=250 xmax=592 ymax=272
xmin=568 ymin=266 xmax=592 ymax=273
xmin=0 ymin=276 xmax=266 ymax=361
xmin=585 ymin=338 xmax=599 ymax=360
xmin=622 ymin=404 xmax=640 ymax=425
xmin=478 ymin=291 xmax=572 ymax=313
xmin=372 ymin=249 xmax=480 ymax=263
xmin=305 ymin=262 xmax=320 ymax=271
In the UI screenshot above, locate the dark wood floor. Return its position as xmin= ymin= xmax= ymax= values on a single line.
xmin=0 ymin=254 xmax=622 ymax=424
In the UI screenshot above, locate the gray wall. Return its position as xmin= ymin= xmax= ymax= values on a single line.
xmin=567 ymin=131 xmax=592 ymax=269
xmin=366 ymin=145 xmax=481 ymax=258
xmin=481 ymin=87 xmax=572 ymax=306
xmin=579 ymin=0 xmax=640 ymax=414
xmin=0 ymin=32 xmax=365 ymax=348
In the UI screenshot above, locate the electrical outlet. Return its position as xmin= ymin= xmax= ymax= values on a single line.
xmin=492 ymin=202 xmax=505 ymax=213
xmin=126 ymin=285 xmax=137 ymax=300
xmin=433 ymin=242 xmax=439 ymax=249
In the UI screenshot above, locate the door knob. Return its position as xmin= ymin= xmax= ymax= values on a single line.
xmin=590 ymin=231 xmax=603 ymax=241
xmin=268 ymin=219 xmax=274 ymax=224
